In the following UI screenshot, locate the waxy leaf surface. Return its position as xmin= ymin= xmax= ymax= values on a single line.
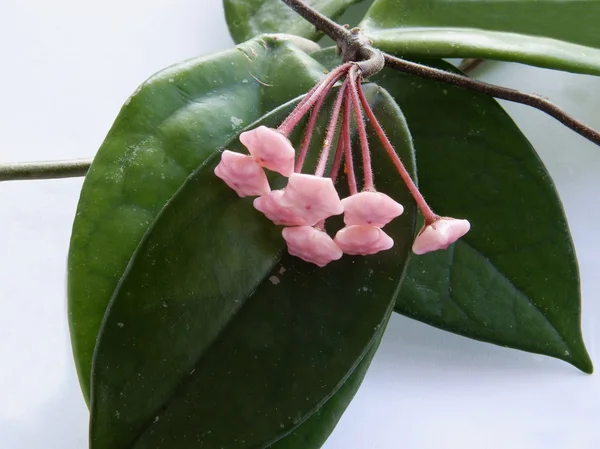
xmin=314 ymin=49 xmax=592 ymax=371
xmin=360 ymin=0 xmax=600 ymax=75
xmin=268 ymin=329 xmax=384 ymax=448
xmin=68 ymin=35 xmax=330 ymax=402
xmin=223 ymin=0 xmax=370 ymax=43
xmin=90 ymin=86 xmax=417 ymax=449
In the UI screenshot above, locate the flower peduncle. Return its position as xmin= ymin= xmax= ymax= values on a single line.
xmin=341 ymin=92 xmax=358 ymax=195
xmin=314 ymin=78 xmax=348 ymax=177
xmin=356 ymin=81 xmax=438 ymax=224
xmin=348 ymin=66 xmax=374 ymax=192
xmin=277 ymin=63 xmax=352 ymax=137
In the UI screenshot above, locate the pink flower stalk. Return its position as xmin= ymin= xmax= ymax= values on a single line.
xmin=282 ymin=226 xmax=343 ymax=267
xmin=214 ymin=150 xmax=270 ymax=197
xmin=280 ymin=174 xmax=344 ymax=226
xmin=412 ymin=218 xmax=471 ymax=255
xmin=334 ymin=225 xmax=394 ymax=256
xmin=239 ymin=126 xmax=295 ymax=176
xmin=253 ymin=190 xmax=307 ymax=226
xmin=341 ymin=191 xmax=404 ymax=227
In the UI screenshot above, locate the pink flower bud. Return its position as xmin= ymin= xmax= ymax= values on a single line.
xmin=280 ymin=174 xmax=344 ymax=226
xmin=282 ymin=226 xmax=343 ymax=267
xmin=239 ymin=126 xmax=295 ymax=176
xmin=412 ymin=218 xmax=471 ymax=255
xmin=253 ymin=190 xmax=307 ymax=226
xmin=334 ymin=225 xmax=394 ymax=256
xmin=341 ymin=191 xmax=404 ymax=227
xmin=214 ymin=150 xmax=271 ymax=197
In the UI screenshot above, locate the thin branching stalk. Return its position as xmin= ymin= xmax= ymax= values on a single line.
xmin=281 ymin=0 xmax=600 ymax=147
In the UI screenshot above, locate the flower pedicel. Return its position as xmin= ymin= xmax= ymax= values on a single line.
xmin=215 ymin=62 xmax=470 ymax=266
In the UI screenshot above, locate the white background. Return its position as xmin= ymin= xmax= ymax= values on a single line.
xmin=1 ymin=1 xmax=599 ymax=448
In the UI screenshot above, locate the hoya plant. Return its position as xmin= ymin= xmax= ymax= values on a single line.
xmin=2 ymin=0 xmax=599 ymax=447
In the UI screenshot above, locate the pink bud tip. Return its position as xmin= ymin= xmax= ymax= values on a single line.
xmin=239 ymin=126 xmax=295 ymax=176
xmin=214 ymin=150 xmax=271 ymax=197
xmin=282 ymin=226 xmax=343 ymax=267
xmin=412 ymin=218 xmax=471 ymax=255
xmin=280 ymin=174 xmax=344 ymax=226
xmin=253 ymin=190 xmax=307 ymax=226
xmin=334 ymin=225 xmax=394 ymax=256
xmin=341 ymin=191 xmax=404 ymax=227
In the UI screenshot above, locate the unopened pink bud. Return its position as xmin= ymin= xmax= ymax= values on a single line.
xmin=239 ymin=126 xmax=295 ymax=176
xmin=341 ymin=191 xmax=404 ymax=227
xmin=282 ymin=226 xmax=343 ymax=267
xmin=253 ymin=190 xmax=307 ymax=226
xmin=280 ymin=174 xmax=344 ymax=226
xmin=214 ymin=150 xmax=270 ymax=197
xmin=334 ymin=225 xmax=394 ymax=255
xmin=412 ymin=218 xmax=471 ymax=255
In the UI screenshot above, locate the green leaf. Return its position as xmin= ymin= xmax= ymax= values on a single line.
xmin=268 ymin=327 xmax=384 ymax=449
xmin=90 ymin=86 xmax=416 ymax=449
xmin=223 ymin=0 xmax=367 ymax=43
xmin=68 ymin=35 xmax=331 ymax=403
xmin=360 ymin=0 xmax=600 ymax=75
xmin=313 ymin=48 xmax=592 ymax=372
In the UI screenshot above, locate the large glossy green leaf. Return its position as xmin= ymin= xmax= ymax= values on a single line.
xmin=68 ymin=34 xmax=330 ymax=403
xmin=90 ymin=86 xmax=416 ymax=449
xmin=360 ymin=0 xmax=600 ymax=75
xmin=223 ymin=0 xmax=370 ymax=43
xmin=268 ymin=327 xmax=384 ymax=449
xmin=314 ymin=48 xmax=592 ymax=372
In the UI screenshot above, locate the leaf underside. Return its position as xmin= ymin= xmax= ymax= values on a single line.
xmin=360 ymin=0 xmax=600 ymax=75
xmin=223 ymin=0 xmax=368 ymax=43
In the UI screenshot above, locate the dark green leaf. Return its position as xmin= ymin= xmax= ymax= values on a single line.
xmin=68 ymin=34 xmax=331 ymax=403
xmin=223 ymin=0 xmax=368 ymax=43
xmin=268 ymin=326 xmax=384 ymax=449
xmin=314 ymin=48 xmax=592 ymax=372
xmin=89 ymin=85 xmax=417 ymax=449
xmin=360 ymin=0 xmax=600 ymax=75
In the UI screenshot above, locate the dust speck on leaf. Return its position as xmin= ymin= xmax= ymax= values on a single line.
xmin=269 ymin=275 xmax=280 ymax=285
xmin=230 ymin=116 xmax=243 ymax=128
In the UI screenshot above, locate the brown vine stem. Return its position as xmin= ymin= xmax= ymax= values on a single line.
xmin=281 ymin=0 xmax=600 ymax=147
xmin=0 ymin=159 xmax=91 ymax=182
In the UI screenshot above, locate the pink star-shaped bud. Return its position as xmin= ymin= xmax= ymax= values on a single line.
xmin=282 ymin=226 xmax=343 ymax=267
xmin=412 ymin=218 xmax=471 ymax=255
xmin=280 ymin=174 xmax=344 ymax=226
xmin=341 ymin=191 xmax=404 ymax=227
xmin=334 ymin=225 xmax=394 ymax=256
xmin=214 ymin=150 xmax=270 ymax=197
xmin=253 ymin=190 xmax=307 ymax=226
xmin=239 ymin=126 xmax=295 ymax=176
